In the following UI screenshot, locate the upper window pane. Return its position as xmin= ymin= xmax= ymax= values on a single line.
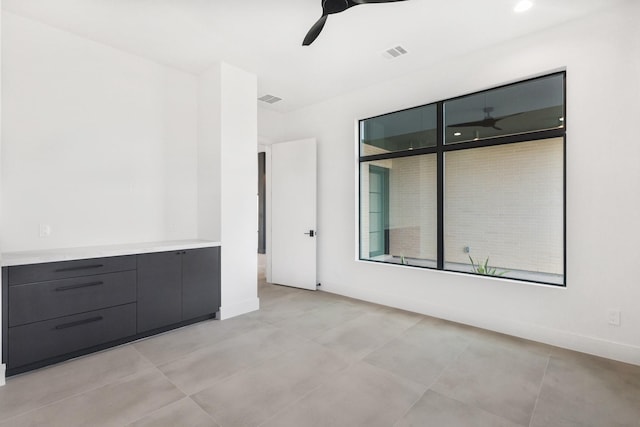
xmin=360 ymin=104 xmax=437 ymax=156
xmin=444 ymin=74 xmax=564 ymax=144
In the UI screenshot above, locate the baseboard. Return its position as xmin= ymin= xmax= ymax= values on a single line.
xmin=323 ymin=283 xmax=640 ymax=366
xmin=219 ymin=297 xmax=260 ymax=320
xmin=0 ymin=364 xmax=6 ymax=386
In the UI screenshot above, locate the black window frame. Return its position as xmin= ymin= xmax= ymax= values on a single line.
xmin=358 ymin=71 xmax=567 ymax=287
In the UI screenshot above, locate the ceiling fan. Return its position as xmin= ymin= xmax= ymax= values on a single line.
xmin=303 ymin=0 xmax=409 ymax=46
xmin=448 ymin=107 xmax=524 ymax=131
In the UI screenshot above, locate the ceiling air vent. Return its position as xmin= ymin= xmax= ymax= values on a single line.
xmin=383 ymin=45 xmax=408 ymax=59
xmin=258 ymin=94 xmax=282 ymax=104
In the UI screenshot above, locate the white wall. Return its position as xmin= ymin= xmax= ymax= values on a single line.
xmin=219 ymin=63 xmax=259 ymax=319
xmin=0 ymin=2 xmax=5 ymax=386
xmin=258 ymin=2 xmax=640 ymax=364
xmin=199 ymin=63 xmax=259 ymax=319
xmin=1 ymin=12 xmax=198 ymax=252
xmin=197 ymin=65 xmax=222 ymax=241
xmin=257 ymin=108 xmax=283 ymax=146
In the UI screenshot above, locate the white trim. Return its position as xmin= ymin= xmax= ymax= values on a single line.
xmin=354 ymin=259 xmax=566 ymax=290
xmin=354 ymin=119 xmax=360 ymax=262
xmin=0 ymin=364 xmax=5 ymax=386
xmin=325 ymin=282 xmax=640 ymax=366
xmin=219 ymin=297 xmax=260 ymax=320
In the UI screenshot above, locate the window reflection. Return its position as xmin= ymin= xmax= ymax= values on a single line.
xmin=360 ymin=104 xmax=437 ymax=156
xmin=445 ymin=74 xmax=564 ymax=144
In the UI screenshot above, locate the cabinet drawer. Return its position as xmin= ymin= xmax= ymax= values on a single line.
xmin=8 ymin=271 xmax=136 ymax=327
xmin=8 ymin=303 xmax=136 ymax=369
xmin=8 ymin=255 xmax=136 ymax=285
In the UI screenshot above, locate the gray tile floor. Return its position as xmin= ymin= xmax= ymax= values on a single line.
xmin=1 ymin=274 xmax=639 ymax=426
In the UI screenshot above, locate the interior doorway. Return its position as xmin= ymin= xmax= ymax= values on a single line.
xmin=258 ymin=150 xmax=267 ymax=285
xmin=258 ymin=152 xmax=266 ymax=255
xmin=257 ymin=138 xmax=317 ymax=290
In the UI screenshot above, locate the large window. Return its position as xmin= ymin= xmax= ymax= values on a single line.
xmin=358 ymin=73 xmax=565 ymax=286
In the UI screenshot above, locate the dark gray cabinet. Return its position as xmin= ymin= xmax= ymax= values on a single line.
xmin=182 ymin=247 xmax=221 ymax=321
xmin=9 ymin=270 xmax=136 ymax=327
xmin=9 ymin=303 xmax=136 ymax=368
xmin=2 ymin=256 xmax=137 ymax=374
xmin=8 ymin=255 xmax=137 ymax=285
xmin=137 ymin=251 xmax=182 ymax=333
xmin=137 ymin=247 xmax=220 ymax=333
xmin=1 ymin=245 xmax=221 ymax=376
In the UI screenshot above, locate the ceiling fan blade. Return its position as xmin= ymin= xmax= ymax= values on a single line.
xmin=303 ymin=0 xmax=407 ymax=45
xmin=303 ymin=15 xmax=328 ymax=46
xmin=448 ymin=119 xmax=491 ymax=128
xmin=450 ymin=111 xmax=526 ymax=129
xmin=494 ymin=112 xmax=525 ymax=122
xmin=351 ymin=0 xmax=408 ymax=4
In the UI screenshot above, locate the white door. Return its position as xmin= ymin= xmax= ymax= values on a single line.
xmin=271 ymin=138 xmax=317 ymax=290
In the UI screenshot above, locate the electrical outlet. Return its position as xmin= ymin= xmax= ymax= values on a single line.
xmin=607 ymin=309 xmax=621 ymax=326
xmin=39 ymin=224 xmax=52 ymax=238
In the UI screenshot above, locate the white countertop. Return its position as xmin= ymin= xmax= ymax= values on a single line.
xmin=1 ymin=240 xmax=221 ymax=267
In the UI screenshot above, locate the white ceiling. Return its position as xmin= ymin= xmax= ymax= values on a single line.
xmin=2 ymin=0 xmax=626 ymax=112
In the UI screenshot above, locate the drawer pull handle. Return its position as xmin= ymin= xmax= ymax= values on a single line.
xmin=55 ymin=316 xmax=104 ymax=330
xmin=55 ymin=281 xmax=104 ymax=292
xmin=55 ymin=264 xmax=104 ymax=273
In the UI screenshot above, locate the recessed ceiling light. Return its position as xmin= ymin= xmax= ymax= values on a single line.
xmin=559 ymin=117 xmax=565 ymax=121
xmin=514 ymin=0 xmax=533 ymax=13
xmin=454 ymin=132 xmax=462 ymax=136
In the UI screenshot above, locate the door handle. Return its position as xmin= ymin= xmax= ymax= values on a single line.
xmin=304 ymin=230 xmax=315 ymax=237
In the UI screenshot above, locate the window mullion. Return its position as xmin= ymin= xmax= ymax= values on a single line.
xmin=437 ymin=102 xmax=444 ymax=270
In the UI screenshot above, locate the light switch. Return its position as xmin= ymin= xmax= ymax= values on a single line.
xmin=39 ymin=224 xmax=52 ymax=238
xmin=607 ymin=309 xmax=621 ymax=326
